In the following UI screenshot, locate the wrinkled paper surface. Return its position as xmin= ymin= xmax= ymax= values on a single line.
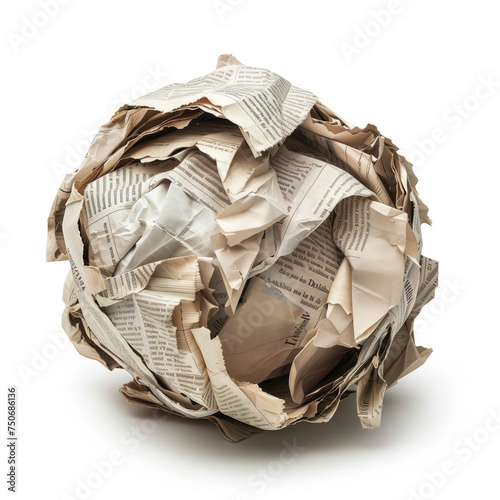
xmin=47 ymin=55 xmax=438 ymax=442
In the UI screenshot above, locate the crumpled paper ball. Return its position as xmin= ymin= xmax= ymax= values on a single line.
xmin=47 ymin=55 xmax=438 ymax=442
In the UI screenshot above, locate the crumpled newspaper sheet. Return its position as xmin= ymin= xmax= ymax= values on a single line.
xmin=47 ymin=54 xmax=438 ymax=442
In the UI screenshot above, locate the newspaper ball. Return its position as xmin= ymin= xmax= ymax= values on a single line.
xmin=47 ymin=55 xmax=438 ymax=442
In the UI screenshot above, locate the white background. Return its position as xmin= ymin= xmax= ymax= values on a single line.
xmin=2 ymin=1 xmax=500 ymax=499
